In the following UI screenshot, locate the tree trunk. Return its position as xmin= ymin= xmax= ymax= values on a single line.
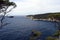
xmin=0 ymin=12 xmax=6 ymax=27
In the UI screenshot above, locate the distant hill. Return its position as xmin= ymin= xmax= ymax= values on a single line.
xmin=27 ymin=12 xmax=60 ymax=22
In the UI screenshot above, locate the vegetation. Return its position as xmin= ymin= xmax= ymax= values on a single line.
xmin=46 ymin=30 xmax=60 ymax=40
xmin=29 ymin=29 xmax=60 ymax=40
xmin=53 ymin=30 xmax=60 ymax=37
xmin=0 ymin=0 xmax=16 ymax=27
xmin=27 ymin=12 xmax=60 ymax=21
xmin=46 ymin=36 xmax=57 ymax=40
xmin=29 ymin=30 xmax=41 ymax=40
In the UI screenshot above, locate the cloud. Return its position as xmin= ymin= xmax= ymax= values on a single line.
xmin=9 ymin=0 xmax=60 ymax=15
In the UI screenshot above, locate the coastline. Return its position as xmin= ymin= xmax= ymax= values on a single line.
xmin=32 ymin=18 xmax=60 ymax=22
xmin=27 ymin=16 xmax=60 ymax=22
xmin=26 ymin=12 xmax=60 ymax=22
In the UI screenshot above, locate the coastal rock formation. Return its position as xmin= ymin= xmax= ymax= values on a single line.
xmin=27 ymin=12 xmax=60 ymax=22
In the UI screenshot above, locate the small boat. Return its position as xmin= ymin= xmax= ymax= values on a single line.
xmin=8 ymin=16 xmax=14 ymax=18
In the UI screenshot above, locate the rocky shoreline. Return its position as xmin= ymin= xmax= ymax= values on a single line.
xmin=32 ymin=18 xmax=60 ymax=22
xmin=27 ymin=16 xmax=60 ymax=22
xmin=27 ymin=12 xmax=60 ymax=22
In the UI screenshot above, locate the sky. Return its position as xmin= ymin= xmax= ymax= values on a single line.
xmin=8 ymin=0 xmax=60 ymax=16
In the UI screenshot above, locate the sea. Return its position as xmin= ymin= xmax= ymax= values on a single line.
xmin=0 ymin=16 xmax=59 ymax=40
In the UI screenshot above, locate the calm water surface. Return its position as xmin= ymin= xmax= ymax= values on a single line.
xmin=0 ymin=16 xmax=58 ymax=40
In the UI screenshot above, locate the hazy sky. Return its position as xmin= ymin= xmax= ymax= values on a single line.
xmin=8 ymin=0 xmax=60 ymax=16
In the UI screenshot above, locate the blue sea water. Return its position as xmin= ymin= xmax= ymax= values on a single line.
xmin=0 ymin=16 xmax=59 ymax=40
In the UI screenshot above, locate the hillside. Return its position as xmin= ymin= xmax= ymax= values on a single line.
xmin=27 ymin=12 xmax=60 ymax=22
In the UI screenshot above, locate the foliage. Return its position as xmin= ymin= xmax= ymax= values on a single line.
xmin=0 ymin=0 xmax=16 ymax=27
xmin=46 ymin=30 xmax=60 ymax=40
xmin=29 ymin=30 xmax=41 ymax=40
xmin=46 ymin=36 xmax=57 ymax=40
xmin=53 ymin=30 xmax=60 ymax=37
xmin=27 ymin=12 xmax=60 ymax=20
